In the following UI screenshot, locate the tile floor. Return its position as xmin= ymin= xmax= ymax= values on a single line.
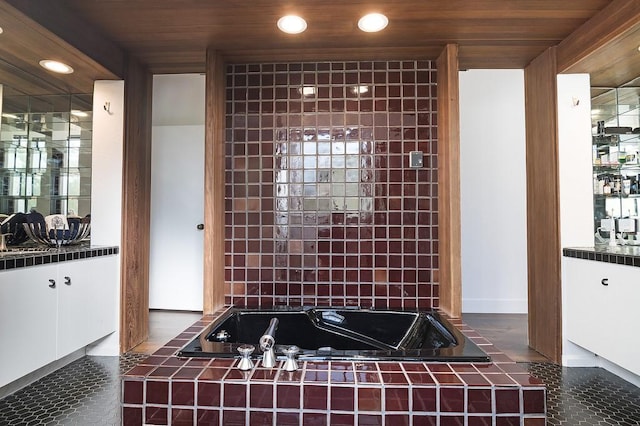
xmin=1 ymin=313 xmax=640 ymax=425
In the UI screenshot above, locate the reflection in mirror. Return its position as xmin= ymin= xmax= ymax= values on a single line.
xmin=0 ymin=86 xmax=92 ymax=218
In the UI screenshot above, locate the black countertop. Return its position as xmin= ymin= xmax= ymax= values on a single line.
xmin=0 ymin=245 xmax=119 ymax=272
xmin=563 ymin=246 xmax=640 ymax=267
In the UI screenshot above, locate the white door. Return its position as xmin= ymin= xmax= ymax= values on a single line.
xmin=150 ymin=124 xmax=204 ymax=310
xmin=150 ymin=74 xmax=205 ymax=311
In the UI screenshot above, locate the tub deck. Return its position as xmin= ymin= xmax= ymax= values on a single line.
xmin=121 ymin=307 xmax=546 ymax=425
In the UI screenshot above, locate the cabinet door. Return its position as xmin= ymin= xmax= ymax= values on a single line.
xmin=597 ymin=264 xmax=640 ymax=375
xmin=56 ymin=256 xmax=118 ymax=358
xmin=0 ymin=265 xmax=58 ymax=387
xmin=85 ymin=256 xmax=118 ymax=343
xmin=564 ymin=257 xmax=640 ymax=375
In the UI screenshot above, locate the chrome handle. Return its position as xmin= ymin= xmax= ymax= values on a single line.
xmin=48 ymin=279 xmax=56 ymax=288
xmin=601 ymin=278 xmax=609 ymax=286
xmin=64 ymin=276 xmax=71 ymax=285
xmin=237 ymin=344 xmax=255 ymax=371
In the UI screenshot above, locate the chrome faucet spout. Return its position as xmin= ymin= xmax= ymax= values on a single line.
xmin=259 ymin=317 xmax=279 ymax=368
xmin=261 ymin=318 xmax=279 ymax=343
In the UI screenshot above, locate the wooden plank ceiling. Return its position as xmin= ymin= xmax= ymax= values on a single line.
xmin=3 ymin=0 xmax=640 ymax=95
xmin=1 ymin=0 xmax=622 ymax=96
xmin=564 ymin=23 xmax=640 ymax=88
xmin=54 ymin=0 xmax=612 ymax=71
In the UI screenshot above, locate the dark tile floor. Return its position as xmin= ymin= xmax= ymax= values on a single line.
xmin=526 ymin=362 xmax=640 ymax=426
xmin=1 ymin=356 xmax=640 ymax=425
xmin=0 ymin=354 xmax=144 ymax=426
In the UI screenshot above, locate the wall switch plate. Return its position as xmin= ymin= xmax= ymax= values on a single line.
xmin=409 ymin=151 xmax=423 ymax=168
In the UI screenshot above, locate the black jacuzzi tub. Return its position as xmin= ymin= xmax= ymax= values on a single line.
xmin=179 ymin=307 xmax=490 ymax=362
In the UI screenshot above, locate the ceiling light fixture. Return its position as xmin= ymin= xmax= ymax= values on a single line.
xmin=358 ymin=13 xmax=388 ymax=32
xmin=0 ymin=27 xmax=4 ymax=35
xmin=39 ymin=59 xmax=74 ymax=74
xmin=277 ymin=15 xmax=307 ymax=34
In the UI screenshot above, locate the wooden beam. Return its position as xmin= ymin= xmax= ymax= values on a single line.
xmin=203 ymin=49 xmax=227 ymax=314
xmin=436 ymin=44 xmax=462 ymax=319
xmin=119 ymin=57 xmax=153 ymax=353
xmin=5 ymin=0 xmax=125 ymax=77
xmin=556 ymin=0 xmax=640 ymax=73
xmin=0 ymin=2 xmax=118 ymax=95
xmin=524 ymin=47 xmax=562 ymax=363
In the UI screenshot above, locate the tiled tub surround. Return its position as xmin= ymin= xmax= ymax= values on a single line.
xmin=122 ymin=310 xmax=547 ymax=425
xmin=0 ymin=245 xmax=119 ymax=271
xmin=225 ymin=61 xmax=438 ymax=310
xmin=563 ymin=246 xmax=640 ymax=267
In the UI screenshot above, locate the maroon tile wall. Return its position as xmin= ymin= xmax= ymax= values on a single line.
xmin=224 ymin=61 xmax=439 ymax=309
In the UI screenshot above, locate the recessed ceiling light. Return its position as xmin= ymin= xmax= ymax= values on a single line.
xmin=39 ymin=59 xmax=74 ymax=74
xmin=358 ymin=13 xmax=388 ymax=32
xmin=277 ymin=15 xmax=307 ymax=34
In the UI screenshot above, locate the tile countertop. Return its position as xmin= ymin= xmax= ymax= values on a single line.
xmin=563 ymin=245 xmax=640 ymax=267
xmin=0 ymin=245 xmax=119 ymax=272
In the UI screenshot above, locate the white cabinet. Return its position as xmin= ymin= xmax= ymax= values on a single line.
xmin=564 ymin=257 xmax=640 ymax=376
xmin=0 ymin=264 xmax=58 ymax=387
xmin=57 ymin=256 xmax=118 ymax=358
xmin=0 ymin=255 xmax=118 ymax=388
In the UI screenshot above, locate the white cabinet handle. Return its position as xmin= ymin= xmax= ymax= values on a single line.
xmin=64 ymin=276 xmax=71 ymax=285
xmin=48 ymin=279 xmax=56 ymax=288
xmin=601 ymin=278 xmax=609 ymax=286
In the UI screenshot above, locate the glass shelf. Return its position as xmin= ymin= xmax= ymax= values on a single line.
xmin=592 ymin=87 xmax=640 ymax=244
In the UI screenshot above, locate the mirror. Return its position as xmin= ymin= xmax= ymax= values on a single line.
xmin=0 ymin=85 xmax=93 ymax=218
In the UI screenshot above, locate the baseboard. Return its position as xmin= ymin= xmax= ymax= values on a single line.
xmin=462 ymin=298 xmax=528 ymax=313
xmin=563 ymin=340 xmax=640 ymax=387
xmin=0 ymin=349 xmax=85 ymax=399
xmin=562 ymin=353 xmax=598 ymax=367
xmin=86 ymin=332 xmax=119 ymax=356
xmin=598 ymin=358 xmax=640 ymax=388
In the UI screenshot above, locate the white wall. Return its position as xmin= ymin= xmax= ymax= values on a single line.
xmin=557 ymin=74 xmax=599 ymax=366
xmin=86 ymin=80 xmax=125 ymax=356
xmin=557 ymin=74 xmax=594 ymax=249
xmin=459 ymin=70 xmax=528 ymax=313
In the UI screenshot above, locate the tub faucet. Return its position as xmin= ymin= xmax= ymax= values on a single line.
xmin=259 ymin=317 xmax=279 ymax=368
